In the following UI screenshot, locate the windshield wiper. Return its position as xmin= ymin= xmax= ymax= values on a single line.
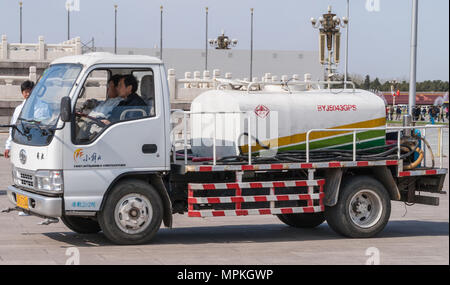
xmin=17 ymin=117 xmax=50 ymax=136
xmin=0 ymin=123 xmax=27 ymax=137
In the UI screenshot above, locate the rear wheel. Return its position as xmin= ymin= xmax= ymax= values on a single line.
xmin=98 ymin=179 xmax=163 ymax=245
xmin=325 ymin=175 xmax=391 ymax=238
xmin=277 ymin=213 xmax=325 ymax=228
xmin=61 ymin=215 xmax=101 ymax=234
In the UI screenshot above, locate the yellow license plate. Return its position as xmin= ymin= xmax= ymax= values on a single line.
xmin=16 ymin=194 xmax=29 ymax=210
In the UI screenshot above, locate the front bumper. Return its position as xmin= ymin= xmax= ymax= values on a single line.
xmin=6 ymin=185 xmax=62 ymax=217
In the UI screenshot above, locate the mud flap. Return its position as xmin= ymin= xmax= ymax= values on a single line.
xmin=323 ymin=168 xmax=343 ymax=207
xmin=372 ymin=166 xmax=401 ymax=201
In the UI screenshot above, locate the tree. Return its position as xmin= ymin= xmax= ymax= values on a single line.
xmin=370 ymin=78 xmax=382 ymax=91
xmin=363 ymin=75 xmax=371 ymax=90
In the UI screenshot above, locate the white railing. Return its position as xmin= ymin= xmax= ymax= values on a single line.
xmin=171 ymin=110 xmax=253 ymax=166
xmin=0 ymin=35 xmax=82 ymax=61
xmin=305 ymin=125 xmax=448 ymax=168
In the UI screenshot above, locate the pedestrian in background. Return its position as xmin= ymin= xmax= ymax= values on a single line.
xmin=389 ymin=105 xmax=394 ymax=121
xmin=395 ymin=105 xmax=402 ymax=121
xmin=3 ymin=80 xmax=34 ymax=158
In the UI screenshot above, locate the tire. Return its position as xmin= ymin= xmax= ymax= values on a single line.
xmin=325 ymin=175 xmax=391 ymax=238
xmin=98 ymin=179 xmax=163 ymax=245
xmin=61 ymin=215 xmax=101 ymax=234
xmin=276 ymin=213 xmax=325 ymax=228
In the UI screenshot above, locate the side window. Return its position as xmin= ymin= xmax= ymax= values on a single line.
xmin=133 ymin=70 xmax=156 ymax=117
xmin=73 ymin=70 xmax=110 ymax=144
xmin=72 ymin=68 xmax=155 ymax=145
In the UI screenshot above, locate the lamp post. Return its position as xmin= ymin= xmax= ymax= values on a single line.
xmin=311 ymin=6 xmax=348 ymax=88
xmin=344 ymin=0 xmax=349 ymax=85
xmin=114 ymin=4 xmax=118 ymax=54
xmin=205 ymin=7 xmax=208 ymax=71
xmin=160 ymin=5 xmax=163 ymax=60
xmin=67 ymin=2 xmax=71 ymax=40
xmin=408 ymin=0 xmax=418 ymax=117
xmin=250 ymin=8 xmax=254 ymax=81
xmin=19 ymin=2 xmax=23 ymax=43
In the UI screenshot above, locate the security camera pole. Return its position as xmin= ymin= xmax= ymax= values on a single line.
xmin=311 ymin=6 xmax=348 ymax=88
xmin=209 ymin=31 xmax=238 ymax=50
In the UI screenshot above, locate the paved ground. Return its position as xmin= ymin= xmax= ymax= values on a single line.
xmin=0 ymin=131 xmax=448 ymax=265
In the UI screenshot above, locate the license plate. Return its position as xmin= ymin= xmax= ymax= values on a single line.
xmin=16 ymin=194 xmax=29 ymax=210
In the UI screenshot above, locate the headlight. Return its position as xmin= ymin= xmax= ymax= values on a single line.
xmin=35 ymin=170 xmax=64 ymax=193
xmin=12 ymin=166 xmax=21 ymax=186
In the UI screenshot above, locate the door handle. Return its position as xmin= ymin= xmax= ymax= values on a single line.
xmin=142 ymin=144 xmax=157 ymax=154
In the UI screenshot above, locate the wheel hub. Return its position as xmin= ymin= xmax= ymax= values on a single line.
xmin=114 ymin=194 xmax=153 ymax=234
xmin=349 ymin=190 xmax=383 ymax=229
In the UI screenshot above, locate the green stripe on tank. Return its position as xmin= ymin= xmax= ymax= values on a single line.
xmin=269 ymin=130 xmax=386 ymax=152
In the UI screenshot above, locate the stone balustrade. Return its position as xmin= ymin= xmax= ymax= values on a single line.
xmin=168 ymin=68 xmax=305 ymax=103
xmin=0 ymin=35 xmax=82 ymax=61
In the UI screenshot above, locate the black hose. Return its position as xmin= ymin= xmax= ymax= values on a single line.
xmin=176 ymin=132 xmax=421 ymax=166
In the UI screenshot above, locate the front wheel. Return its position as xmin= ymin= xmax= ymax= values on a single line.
xmin=325 ymin=175 xmax=391 ymax=238
xmin=98 ymin=179 xmax=163 ymax=245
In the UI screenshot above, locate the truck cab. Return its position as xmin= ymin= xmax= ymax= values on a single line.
xmin=6 ymin=53 xmax=173 ymax=243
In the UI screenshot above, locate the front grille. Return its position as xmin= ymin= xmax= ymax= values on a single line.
xmin=18 ymin=171 xmax=34 ymax=188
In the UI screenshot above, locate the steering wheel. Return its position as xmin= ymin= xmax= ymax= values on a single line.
xmin=75 ymin=112 xmax=107 ymax=128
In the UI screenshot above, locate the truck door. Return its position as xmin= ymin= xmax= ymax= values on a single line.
xmin=61 ymin=65 xmax=168 ymax=212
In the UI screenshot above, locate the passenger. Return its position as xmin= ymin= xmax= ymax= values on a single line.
xmin=88 ymin=74 xmax=123 ymax=119
xmin=102 ymin=74 xmax=147 ymax=125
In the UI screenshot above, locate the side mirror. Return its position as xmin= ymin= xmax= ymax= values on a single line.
xmin=60 ymin=96 xmax=72 ymax=122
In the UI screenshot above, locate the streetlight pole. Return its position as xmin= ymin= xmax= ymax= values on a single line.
xmin=19 ymin=2 xmax=23 ymax=43
xmin=205 ymin=7 xmax=208 ymax=71
xmin=114 ymin=4 xmax=118 ymax=54
xmin=408 ymin=0 xmax=418 ymax=117
xmin=160 ymin=5 xmax=163 ymax=60
xmin=67 ymin=3 xmax=71 ymax=40
xmin=344 ymin=0 xmax=349 ymax=85
xmin=250 ymin=8 xmax=254 ymax=81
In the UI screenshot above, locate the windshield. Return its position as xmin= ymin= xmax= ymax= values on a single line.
xmin=20 ymin=63 xmax=82 ymax=126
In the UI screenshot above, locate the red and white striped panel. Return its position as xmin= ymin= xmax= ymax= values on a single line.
xmin=185 ymin=160 xmax=399 ymax=173
xmin=188 ymin=179 xmax=325 ymax=218
xmin=188 ymin=179 xmax=325 ymax=191
xmin=398 ymin=168 xmax=447 ymax=177
xmin=188 ymin=193 xmax=325 ymax=204
xmin=188 ymin=206 xmax=325 ymax=218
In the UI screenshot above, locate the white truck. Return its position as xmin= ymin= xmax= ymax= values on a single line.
xmin=2 ymin=53 xmax=448 ymax=244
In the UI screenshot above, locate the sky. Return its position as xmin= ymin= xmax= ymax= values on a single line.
xmin=0 ymin=0 xmax=448 ymax=82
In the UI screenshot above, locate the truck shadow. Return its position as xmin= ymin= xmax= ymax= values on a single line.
xmin=42 ymin=220 xmax=449 ymax=247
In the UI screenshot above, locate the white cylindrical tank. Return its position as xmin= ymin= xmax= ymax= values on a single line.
xmin=190 ymin=89 xmax=386 ymax=158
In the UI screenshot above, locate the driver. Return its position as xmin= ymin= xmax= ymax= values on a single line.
xmin=76 ymin=75 xmax=123 ymax=141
